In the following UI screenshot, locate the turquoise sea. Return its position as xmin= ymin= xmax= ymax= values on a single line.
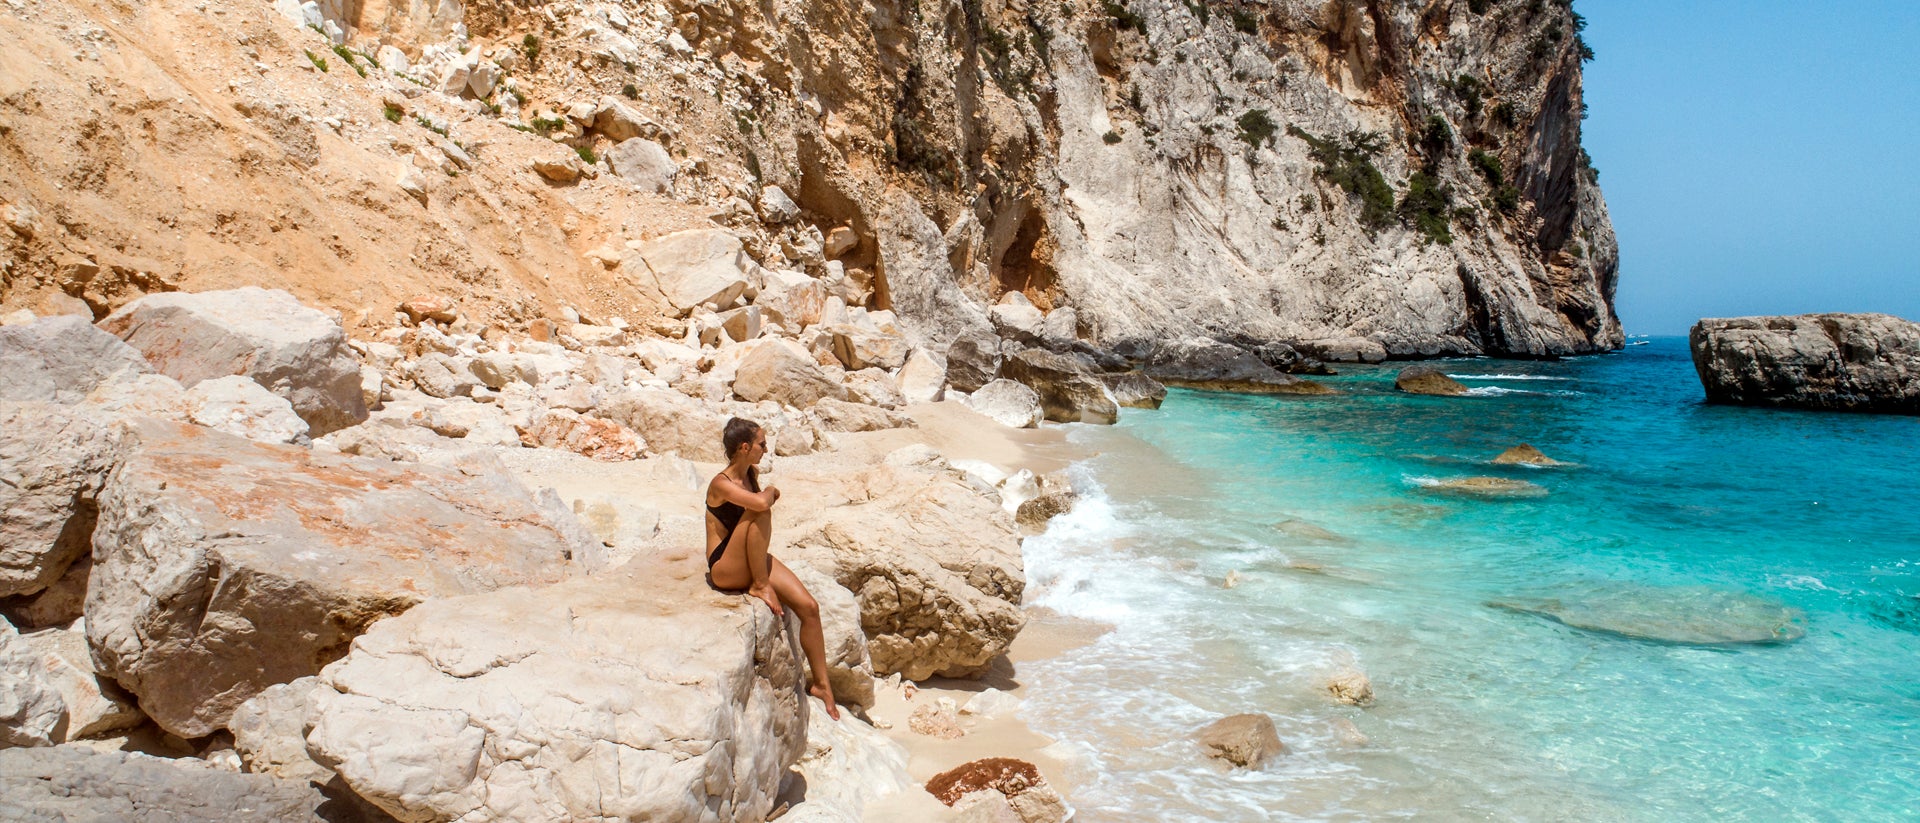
xmin=1019 ymin=337 xmax=1920 ymax=821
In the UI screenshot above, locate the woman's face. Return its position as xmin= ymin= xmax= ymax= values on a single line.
xmin=741 ymin=433 xmax=768 ymax=465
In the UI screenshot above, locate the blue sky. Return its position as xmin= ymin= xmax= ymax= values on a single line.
xmin=1579 ymin=1 xmax=1920 ymax=334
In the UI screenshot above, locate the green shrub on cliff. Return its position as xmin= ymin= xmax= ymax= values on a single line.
xmin=1236 ymin=109 xmax=1277 ymax=148
xmin=1399 ymin=172 xmax=1455 ymax=245
xmin=1288 ymin=125 xmax=1394 ymax=231
xmin=1469 ymin=149 xmax=1505 ymax=187
xmin=1230 ymin=8 xmax=1259 ymax=34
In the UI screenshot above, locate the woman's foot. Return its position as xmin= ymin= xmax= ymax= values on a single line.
xmin=809 ymin=682 xmax=841 ymax=720
xmin=748 ymin=582 xmax=783 ymax=616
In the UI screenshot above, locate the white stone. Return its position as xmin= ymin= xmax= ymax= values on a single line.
xmin=0 ymin=618 xmax=64 ymax=748
xmin=185 ymin=375 xmax=310 ymax=444
xmin=633 ymin=229 xmax=752 ymax=317
xmin=966 ymin=379 xmax=1043 ymax=429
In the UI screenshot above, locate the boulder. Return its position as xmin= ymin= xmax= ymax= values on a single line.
xmin=733 ymin=339 xmax=847 ymax=408
xmin=1417 ymin=476 xmax=1547 ymax=498
xmin=759 ymin=185 xmax=801 ymax=223
xmin=908 ymin=702 xmax=963 ymax=739
xmin=780 ymin=709 xmax=915 ymax=821
xmin=999 ymin=349 xmax=1119 ymax=425
xmin=517 ymin=409 xmax=645 ymax=461
xmin=828 ymin=324 xmax=910 ymax=371
xmin=1252 ymin=341 xmax=1333 ymax=375
xmin=591 ymin=95 xmax=657 ymax=142
xmin=398 ymin=296 xmax=458 ymax=325
xmin=634 ymin=229 xmax=752 ymax=315
xmin=1394 ymin=365 xmax=1469 ymax=396
xmin=606 ymin=137 xmax=676 ymax=194
xmin=1492 ymin=444 xmax=1565 ymax=466
xmin=599 ymin=387 xmax=729 ymax=461
xmin=18 ymin=621 xmax=144 ymax=742
xmin=185 ymin=375 xmax=311 ymax=444
xmin=99 ymin=288 xmax=368 ymax=435
xmin=0 ymin=402 xmax=129 ymax=598
xmin=987 ymin=294 xmax=1047 ymax=347
xmin=756 ymin=269 xmax=829 ymax=330
xmin=0 ymin=618 xmax=64 ymax=747
xmin=0 ymin=745 xmax=327 ymax=820
xmin=305 ymin=558 xmax=807 ymax=823
xmin=718 ymin=305 xmax=762 ymax=342
xmin=81 ymin=372 xmax=194 ymax=420
xmin=228 ymin=677 xmax=330 ymax=785
xmin=86 ymin=419 xmax=587 ymax=738
xmin=0 ymin=315 xmax=154 ymax=404
xmin=0 ymin=556 xmax=90 ymax=629
xmin=531 ymin=155 xmax=583 ymax=182
xmin=812 ymin=397 xmax=915 ymax=433
xmin=1488 ymin=585 xmax=1807 ymax=646
xmin=1099 ymin=371 xmax=1167 ymax=409
xmin=1195 ymin=713 xmax=1286 ymax=768
xmin=1015 ymin=492 xmax=1075 ymax=531
xmin=925 ymin=758 xmax=1068 ymax=823
xmin=1142 ymin=337 xmax=1333 ymax=395
xmin=785 ymin=461 xmax=1025 ymax=680
xmin=1689 ymin=313 xmax=1920 ymax=414
xmin=789 ymin=564 xmax=876 ymax=711
xmin=898 ymin=348 xmax=947 ymax=403
xmin=1326 ymin=668 xmax=1375 ymax=707
xmin=407 ymin=352 xmax=480 ymax=398
xmin=823 ymin=226 xmax=859 ymax=259
xmin=944 ymin=331 xmax=1003 ymax=393
xmin=965 ymin=379 xmax=1043 ymax=429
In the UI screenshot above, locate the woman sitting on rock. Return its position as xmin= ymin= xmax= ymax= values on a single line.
xmin=705 ymin=417 xmax=839 ymax=720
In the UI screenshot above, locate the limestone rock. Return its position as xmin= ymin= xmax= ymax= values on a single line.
xmin=0 ymin=402 xmax=129 ymax=598
xmin=0 ymin=618 xmax=64 ymax=748
xmin=718 ymin=305 xmax=762 ymax=342
xmin=1492 ymin=444 xmax=1565 ymax=466
xmin=988 ymin=295 xmax=1047 ymax=347
xmin=1015 ymin=492 xmax=1075 ymax=532
xmin=185 ymin=375 xmax=311 ymax=444
xmin=1395 ymin=366 xmax=1469 ymax=396
xmin=86 ymin=419 xmax=585 ymax=738
xmin=759 ymin=185 xmax=801 ymax=223
xmin=1099 ymin=371 xmax=1167 ymax=409
xmin=925 ymin=758 xmax=1067 ymax=823
xmin=99 ymin=288 xmax=367 ymax=435
xmin=1000 ymin=349 xmax=1118 ymax=425
xmin=1326 ymin=669 xmax=1375 ymax=707
xmin=1418 ymin=476 xmax=1547 ymax=498
xmin=600 ymin=387 xmax=728 ymax=461
xmin=811 ymin=397 xmax=914 ymax=433
xmin=80 ymin=372 xmax=194 ymax=420
xmin=0 ymin=556 xmax=90 ymax=629
xmin=898 ymin=348 xmax=948 ymax=403
xmin=1689 ymin=313 xmax=1920 ymax=414
xmin=828 ymin=324 xmax=910 ymax=371
xmin=823 ymin=226 xmax=858 ymax=259
xmin=607 ymin=137 xmax=676 ymax=194
xmin=0 ymin=745 xmax=327 ymax=820
xmin=965 ymin=379 xmax=1042 ymax=429
xmin=305 ymin=559 xmax=807 ymax=823
xmin=531 ymin=155 xmax=583 ymax=182
xmin=843 ymin=368 xmax=905 ymax=410
xmin=785 ymin=464 xmax=1025 ymax=680
xmin=945 ymin=331 xmax=1004 ymax=393
xmin=755 ymin=269 xmax=829 ymax=329
xmin=517 ymin=409 xmax=645 ymax=461
xmin=591 ymin=96 xmax=657 ymax=142
xmin=790 ymin=564 xmax=876 ymax=711
xmin=781 ymin=709 xmax=915 ymax=821
xmin=733 ymin=339 xmax=847 ymax=408
xmin=398 ymin=296 xmax=457 ymax=325
xmin=635 ymin=229 xmax=753 ymax=315
xmin=19 ymin=621 xmax=144 ymax=742
xmin=1195 ymin=713 xmax=1286 ymax=769
xmin=228 ymin=677 xmax=330 ymax=785
xmin=0 ymin=315 xmax=155 ymax=404
xmin=407 ymin=352 xmax=480 ymax=398
xmin=1143 ymin=338 xmax=1333 ymax=395
xmin=908 ymin=703 xmax=963 ymax=739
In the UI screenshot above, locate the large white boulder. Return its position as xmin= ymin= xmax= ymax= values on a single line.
xmin=305 ymin=558 xmax=808 ymax=822
xmin=898 ymin=348 xmax=948 ymax=403
xmin=779 ymin=707 xmax=915 ymax=822
xmin=756 ymin=269 xmax=829 ymax=330
xmin=99 ymin=288 xmax=368 ymax=435
xmin=0 ymin=315 xmax=154 ymax=404
xmin=733 ymin=339 xmax=849 ymax=408
xmin=599 ymin=387 xmax=729 ymax=461
xmin=18 ymin=621 xmax=144 ymax=742
xmin=607 ymin=138 xmax=676 ymax=194
xmin=184 ymin=375 xmax=311 ymax=444
xmin=784 ymin=458 xmax=1026 ymax=680
xmin=966 ymin=380 xmax=1043 ymax=429
xmin=0 ymin=618 xmax=64 ymax=748
xmin=0 ymin=402 xmax=129 ymax=598
xmin=86 ymin=419 xmax=591 ymax=738
xmin=633 ymin=229 xmax=753 ymax=316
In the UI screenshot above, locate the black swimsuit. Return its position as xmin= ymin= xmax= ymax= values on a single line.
xmin=705 ymin=469 xmax=759 ymax=568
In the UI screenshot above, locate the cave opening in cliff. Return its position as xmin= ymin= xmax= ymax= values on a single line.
xmin=992 ymin=207 xmax=1058 ymax=310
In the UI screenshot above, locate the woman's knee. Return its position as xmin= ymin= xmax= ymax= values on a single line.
xmin=789 ymin=590 xmax=820 ymax=620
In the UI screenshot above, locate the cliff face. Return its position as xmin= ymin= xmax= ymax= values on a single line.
xmin=0 ymin=0 xmax=1617 ymax=359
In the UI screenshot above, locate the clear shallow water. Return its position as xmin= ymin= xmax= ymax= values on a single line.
xmin=1019 ymin=337 xmax=1920 ymax=821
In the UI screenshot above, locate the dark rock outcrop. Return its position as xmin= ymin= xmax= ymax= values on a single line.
xmin=1142 ymin=338 xmax=1334 ymax=395
xmin=1689 ymin=314 xmax=1920 ymax=414
xmin=999 ymin=349 xmax=1119 ymax=424
xmin=1395 ymin=366 xmax=1469 ymax=396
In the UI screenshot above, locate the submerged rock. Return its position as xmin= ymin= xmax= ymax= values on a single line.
xmin=1417 ymin=476 xmax=1548 ymax=497
xmin=1195 ymin=713 xmax=1286 ymax=769
xmin=1689 ymin=313 xmax=1920 ymax=414
xmin=1394 ymin=366 xmax=1469 ymax=396
xmin=1489 ymin=586 xmax=1807 ymax=646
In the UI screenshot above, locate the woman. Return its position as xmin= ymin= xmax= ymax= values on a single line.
xmin=705 ymin=417 xmax=840 ymax=720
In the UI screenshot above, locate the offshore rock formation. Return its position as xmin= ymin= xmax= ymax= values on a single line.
xmin=0 ymin=0 xmax=1616 ymax=366
xmin=1690 ymin=314 xmax=1920 ymax=415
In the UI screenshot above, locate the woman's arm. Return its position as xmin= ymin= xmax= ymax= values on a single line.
xmin=712 ymin=474 xmax=780 ymax=511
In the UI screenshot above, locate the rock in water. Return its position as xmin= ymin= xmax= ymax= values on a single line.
xmin=1689 ymin=313 xmax=1920 ymax=414
xmin=86 ymin=419 xmax=587 ymax=738
xmin=1195 ymin=713 xmax=1287 ymax=769
xmin=1491 ymin=443 xmax=1566 ymax=466
xmin=1100 ymin=371 xmax=1169 ymax=408
xmin=1395 ymin=366 xmax=1469 ymax=396
xmin=304 ymin=558 xmax=806 ymax=823
xmin=1489 ymin=586 xmax=1807 ymax=646
xmin=99 ymin=288 xmax=367 ymax=435
xmin=999 ymin=349 xmax=1119 ymax=425
xmin=1417 ymin=476 xmax=1547 ymax=497
xmin=0 ymin=745 xmax=326 ymax=820
xmin=1142 ymin=337 xmax=1333 ymax=395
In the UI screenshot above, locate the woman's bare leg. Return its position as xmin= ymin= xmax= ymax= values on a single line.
xmin=768 ymin=556 xmax=840 ymax=720
xmin=711 ymin=509 xmax=782 ymax=616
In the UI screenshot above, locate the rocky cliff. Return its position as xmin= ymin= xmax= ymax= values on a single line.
xmin=0 ymin=0 xmax=1616 ymax=359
